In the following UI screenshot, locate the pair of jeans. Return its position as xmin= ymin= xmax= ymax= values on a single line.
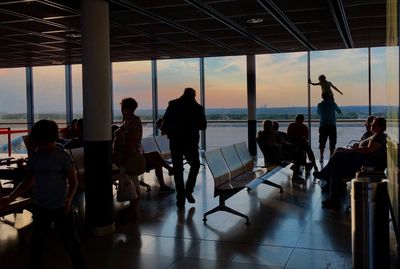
xmin=170 ymin=141 xmax=200 ymax=205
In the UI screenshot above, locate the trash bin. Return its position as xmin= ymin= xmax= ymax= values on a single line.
xmin=351 ymin=171 xmax=389 ymax=269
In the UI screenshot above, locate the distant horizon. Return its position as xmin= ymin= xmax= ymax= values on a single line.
xmin=0 ymin=104 xmax=390 ymax=116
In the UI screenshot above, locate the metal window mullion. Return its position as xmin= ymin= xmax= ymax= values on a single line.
xmin=26 ymin=66 xmax=34 ymax=130
xmin=65 ymin=64 xmax=73 ymax=124
xmin=368 ymin=47 xmax=371 ymax=115
xmin=200 ymin=57 xmax=206 ymax=151
xmin=307 ymin=51 xmax=311 ymax=144
xmin=151 ymin=59 xmax=158 ymax=136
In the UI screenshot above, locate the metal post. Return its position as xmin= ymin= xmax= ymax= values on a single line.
xmin=307 ymin=51 xmax=312 ymax=144
xmin=200 ymin=57 xmax=206 ymax=151
xmin=246 ymin=55 xmax=257 ymax=156
xmin=7 ymin=127 xmax=11 ymax=157
xmin=26 ymin=66 xmax=34 ymax=130
xmin=65 ymin=64 xmax=73 ymax=124
xmin=368 ymin=47 xmax=371 ymax=115
xmin=151 ymin=59 xmax=159 ymax=136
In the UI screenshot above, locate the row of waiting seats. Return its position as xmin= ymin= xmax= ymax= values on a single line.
xmin=203 ymin=142 xmax=287 ymax=225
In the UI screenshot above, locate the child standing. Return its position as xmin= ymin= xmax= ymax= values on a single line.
xmin=309 ymin=74 xmax=343 ymax=100
xmin=0 ymin=119 xmax=84 ymax=269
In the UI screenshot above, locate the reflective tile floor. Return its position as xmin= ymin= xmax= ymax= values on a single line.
xmin=1 ymin=161 xmax=399 ymax=269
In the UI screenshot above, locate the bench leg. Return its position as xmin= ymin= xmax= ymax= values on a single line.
xmin=262 ymin=179 xmax=283 ymax=193
xmin=203 ymin=196 xmax=250 ymax=225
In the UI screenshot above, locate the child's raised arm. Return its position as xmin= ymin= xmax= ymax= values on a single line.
xmin=331 ymin=84 xmax=343 ymax=95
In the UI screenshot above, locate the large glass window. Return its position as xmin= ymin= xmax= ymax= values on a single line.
xmin=0 ymin=67 xmax=27 ymax=154
xmin=371 ymin=47 xmax=399 ymax=139
xmin=256 ymin=52 xmax=307 ymax=157
xmin=384 ymin=46 xmax=399 ymax=139
xmin=157 ymin=58 xmax=200 ymax=116
xmin=310 ymin=48 xmax=369 ymax=159
xmin=205 ymin=56 xmax=247 ymax=150
xmin=112 ymin=61 xmax=152 ymax=137
xmin=71 ymin=64 xmax=83 ymax=120
xmin=33 ymin=65 xmax=66 ymax=124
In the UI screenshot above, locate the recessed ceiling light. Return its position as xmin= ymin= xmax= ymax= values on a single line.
xmin=246 ymin=18 xmax=263 ymax=24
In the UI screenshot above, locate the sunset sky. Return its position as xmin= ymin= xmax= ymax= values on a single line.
xmin=0 ymin=46 xmax=396 ymax=114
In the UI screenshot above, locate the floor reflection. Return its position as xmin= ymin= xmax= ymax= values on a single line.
xmin=0 ymin=162 xmax=399 ymax=269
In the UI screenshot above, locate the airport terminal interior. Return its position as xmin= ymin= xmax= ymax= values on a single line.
xmin=1 ymin=1 xmax=400 ymax=268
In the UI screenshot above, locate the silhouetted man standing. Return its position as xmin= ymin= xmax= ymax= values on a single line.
xmin=162 ymin=88 xmax=207 ymax=209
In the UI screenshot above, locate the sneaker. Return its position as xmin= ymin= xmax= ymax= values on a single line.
xmin=185 ymin=193 xmax=195 ymax=203
xmin=159 ymin=185 xmax=175 ymax=194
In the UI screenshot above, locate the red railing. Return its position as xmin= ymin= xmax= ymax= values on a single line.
xmin=0 ymin=128 xmax=29 ymax=157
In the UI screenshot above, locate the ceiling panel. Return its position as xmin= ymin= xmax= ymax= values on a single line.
xmin=0 ymin=0 xmax=390 ymax=68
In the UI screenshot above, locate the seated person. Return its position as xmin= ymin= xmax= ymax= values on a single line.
xmin=112 ymin=125 xmax=174 ymax=194
xmin=59 ymin=119 xmax=78 ymax=141
xmin=314 ymin=117 xmax=387 ymax=209
xmin=64 ymin=118 xmax=84 ymax=149
xmin=257 ymin=120 xmax=303 ymax=177
xmin=272 ymin=121 xmax=298 ymax=158
xmin=351 ymin=115 xmax=375 ymax=148
xmin=257 ymin=120 xmax=284 ymax=164
xmin=287 ymin=114 xmax=318 ymax=171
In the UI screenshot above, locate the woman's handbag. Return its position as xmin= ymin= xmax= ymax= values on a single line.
xmin=125 ymin=152 xmax=146 ymax=176
xmin=116 ymin=168 xmax=137 ymax=202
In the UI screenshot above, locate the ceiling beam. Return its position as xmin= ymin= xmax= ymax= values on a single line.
xmin=257 ymin=0 xmax=315 ymax=51
xmin=185 ymin=0 xmax=279 ymax=53
xmin=111 ymin=0 xmax=244 ymax=55
xmin=326 ymin=0 xmax=354 ymax=48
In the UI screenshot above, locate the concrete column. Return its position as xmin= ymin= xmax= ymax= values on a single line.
xmin=246 ymin=55 xmax=257 ymax=156
xmin=81 ymin=0 xmax=114 ymax=235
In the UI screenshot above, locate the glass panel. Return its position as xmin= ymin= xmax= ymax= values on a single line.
xmin=205 ymin=56 xmax=246 ymax=150
xmin=71 ymin=64 xmax=83 ymax=120
xmin=310 ymin=48 xmax=369 ymax=160
xmin=371 ymin=47 xmax=399 ymax=139
xmin=0 ymin=67 xmax=27 ymax=154
xmin=33 ymin=65 xmax=66 ymax=124
xmin=256 ymin=52 xmax=308 ymax=156
xmin=157 ymin=58 xmax=200 ymax=117
xmin=112 ymin=61 xmax=152 ymax=137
